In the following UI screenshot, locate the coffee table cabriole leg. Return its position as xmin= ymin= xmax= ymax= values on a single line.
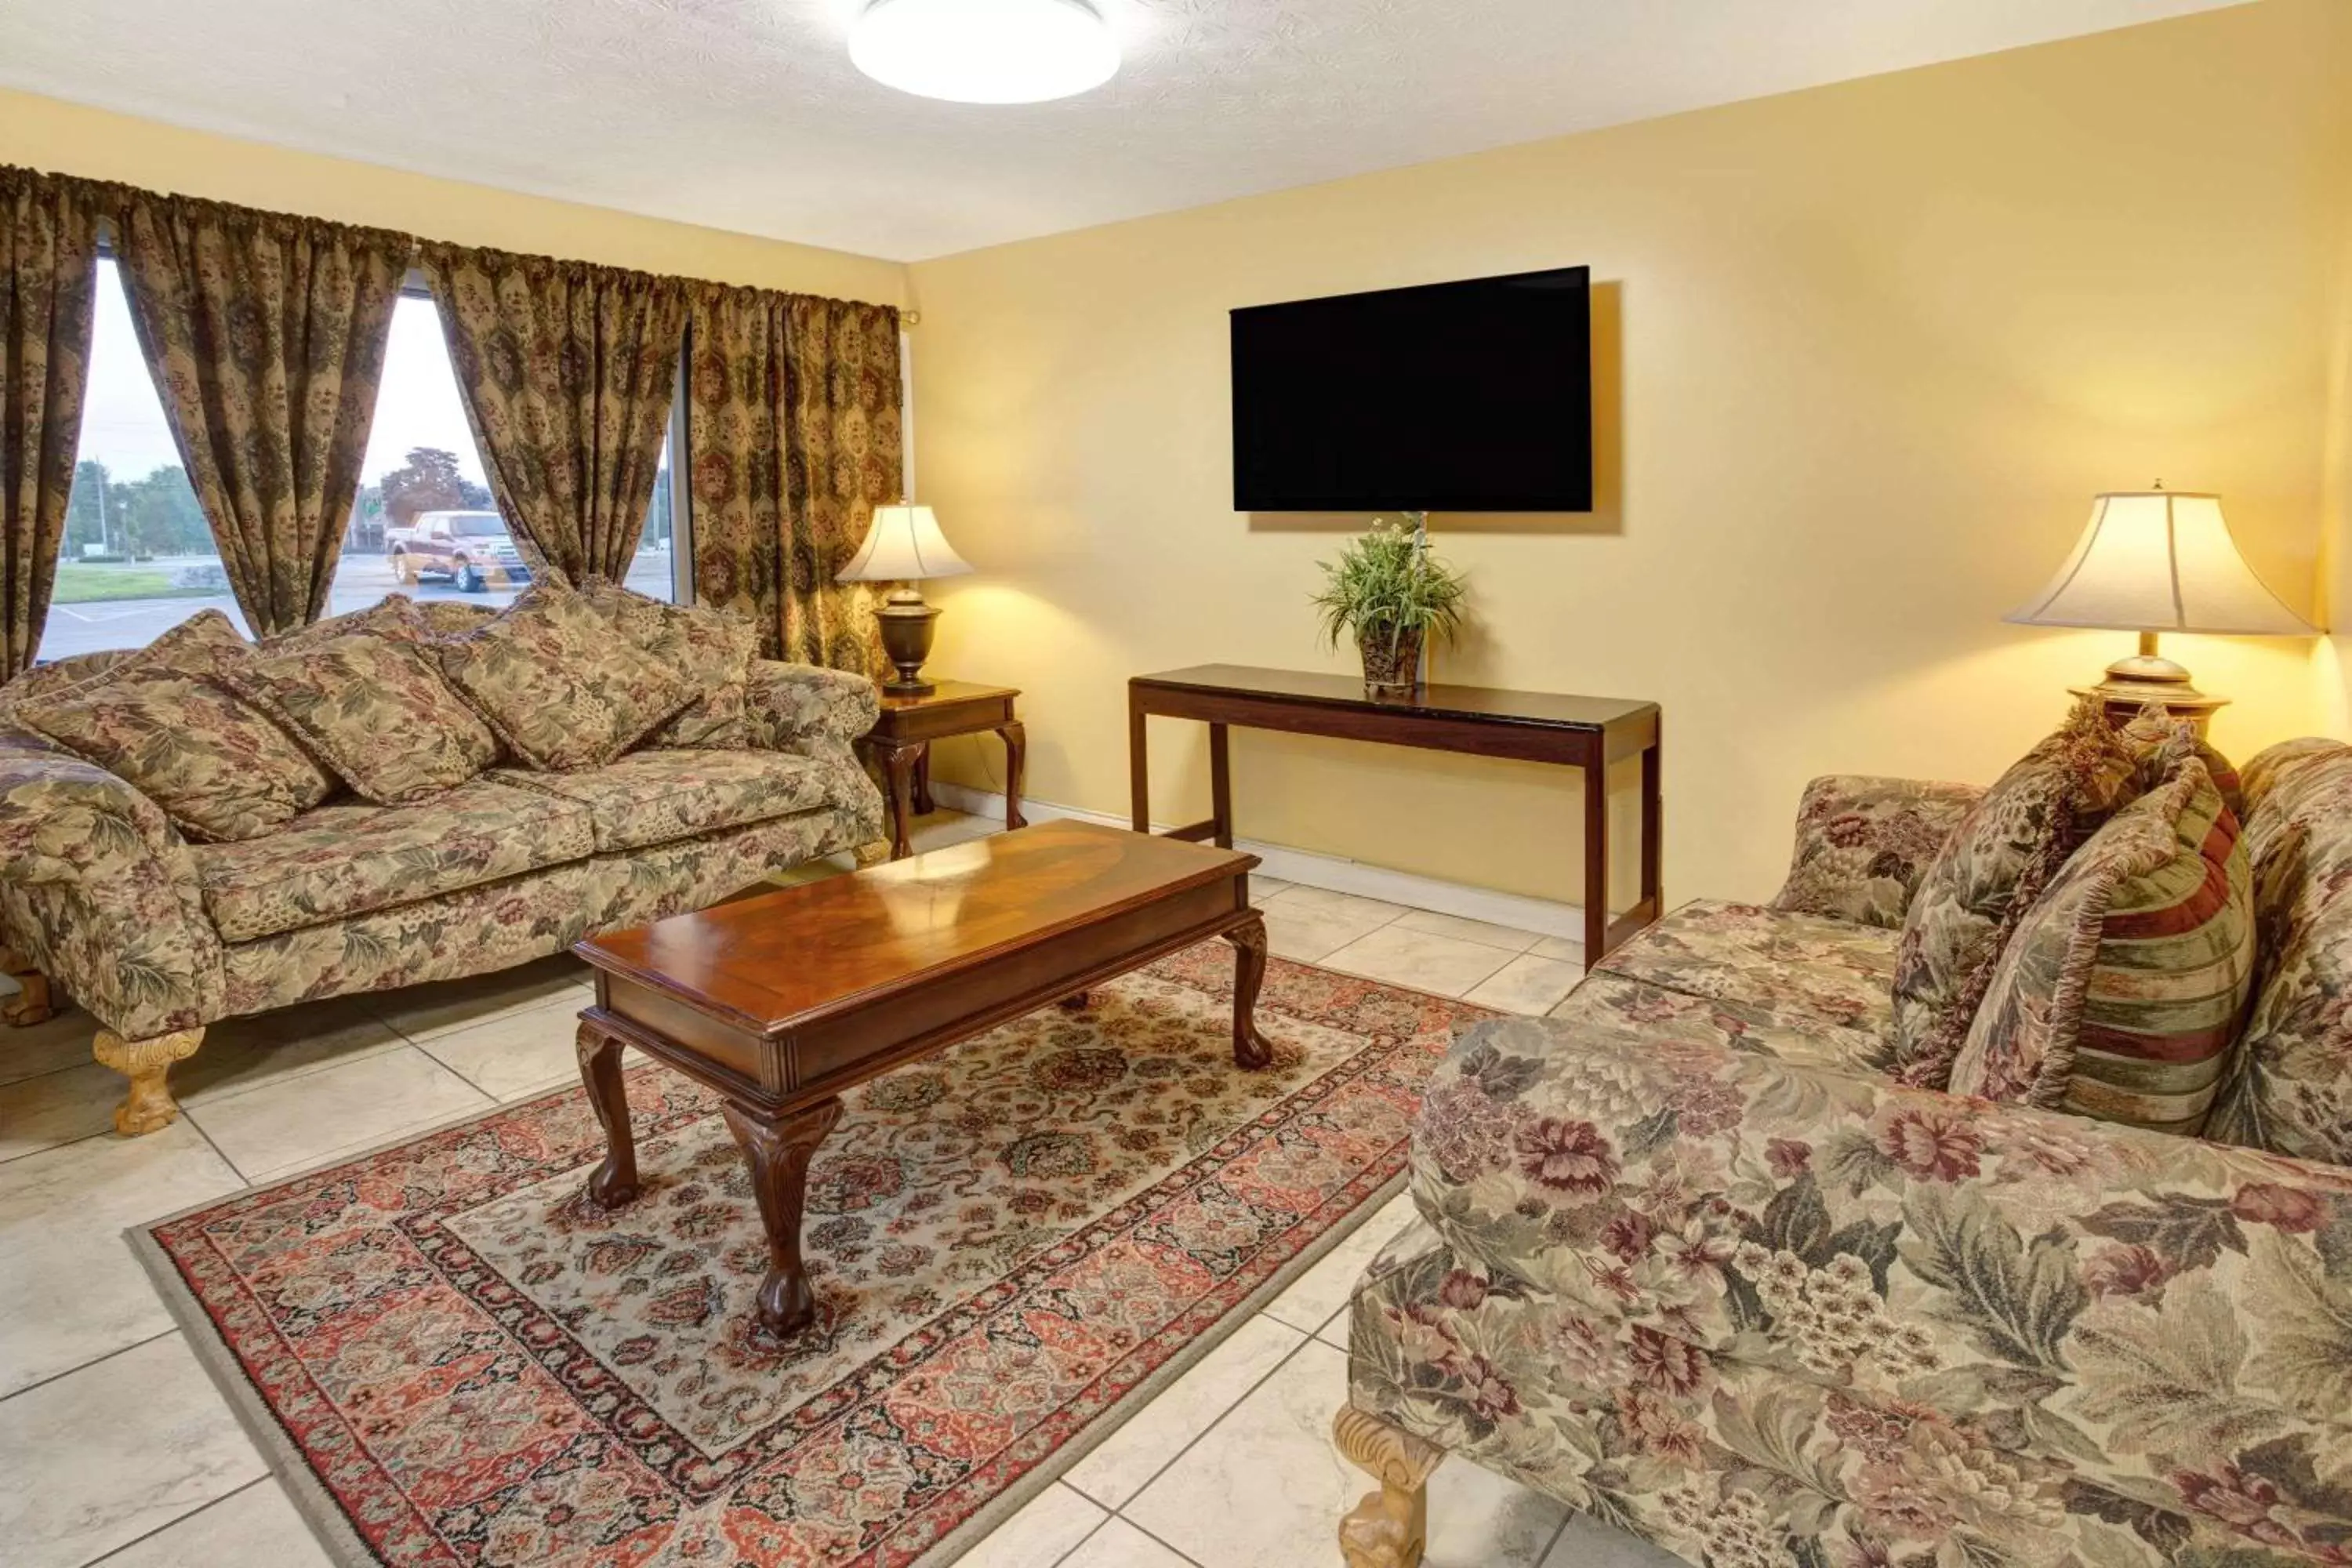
xmin=722 ymin=1094 xmax=846 ymax=1339
xmin=576 ymin=1021 xmax=640 ymax=1208
xmin=1225 ymin=912 xmax=1273 ymax=1069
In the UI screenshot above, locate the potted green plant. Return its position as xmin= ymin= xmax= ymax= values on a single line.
xmin=1312 ymin=515 xmax=1468 ymax=696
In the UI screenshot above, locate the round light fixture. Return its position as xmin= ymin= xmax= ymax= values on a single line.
xmin=849 ymin=0 xmax=1120 ymax=105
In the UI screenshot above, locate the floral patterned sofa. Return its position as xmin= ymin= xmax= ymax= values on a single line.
xmin=1337 ymin=735 xmax=2352 ymax=1568
xmin=0 ymin=597 xmax=883 ymax=1138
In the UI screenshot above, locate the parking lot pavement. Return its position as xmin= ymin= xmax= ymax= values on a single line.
xmin=35 ymin=553 xmax=680 ymax=661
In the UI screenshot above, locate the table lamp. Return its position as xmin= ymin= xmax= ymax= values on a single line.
xmin=837 ymin=502 xmax=975 ymax=695
xmin=2005 ymin=486 xmax=2314 ymax=728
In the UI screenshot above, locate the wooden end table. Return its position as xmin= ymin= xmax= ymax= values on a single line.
xmin=572 ymin=820 xmax=1269 ymax=1341
xmin=861 ymin=680 xmax=1025 ymax=861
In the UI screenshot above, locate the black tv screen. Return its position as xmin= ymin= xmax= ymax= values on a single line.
xmin=1231 ymin=266 xmax=1592 ymax=513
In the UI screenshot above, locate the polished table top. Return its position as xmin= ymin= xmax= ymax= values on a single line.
xmin=1131 ymin=663 xmax=1656 ymax=732
xmin=575 ymin=821 xmax=1254 ymax=1033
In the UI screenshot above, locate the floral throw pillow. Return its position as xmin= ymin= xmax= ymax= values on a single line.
xmin=1888 ymin=697 xmax=2165 ymax=1088
xmin=223 ymin=630 xmax=500 ymax=804
xmin=435 ymin=585 xmax=693 ymax=771
xmin=576 ymin=579 xmax=757 ymax=750
xmin=1950 ymin=746 xmax=2253 ymax=1134
xmin=263 ymin=592 xmax=430 ymax=651
xmin=16 ymin=610 xmax=337 ymax=841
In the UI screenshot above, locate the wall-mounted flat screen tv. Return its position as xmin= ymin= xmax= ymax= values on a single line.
xmin=1230 ymin=265 xmax=1592 ymax=513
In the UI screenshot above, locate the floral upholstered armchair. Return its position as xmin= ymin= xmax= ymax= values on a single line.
xmin=1336 ymin=735 xmax=2352 ymax=1568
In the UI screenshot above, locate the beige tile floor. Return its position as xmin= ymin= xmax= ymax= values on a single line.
xmin=0 ymin=808 xmax=1676 ymax=1568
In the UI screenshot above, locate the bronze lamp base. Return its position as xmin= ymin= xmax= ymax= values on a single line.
xmin=2071 ymin=631 xmax=2226 ymax=735
xmin=876 ymin=586 xmax=942 ymax=696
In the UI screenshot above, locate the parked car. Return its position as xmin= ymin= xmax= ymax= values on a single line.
xmin=388 ymin=511 xmax=532 ymax=593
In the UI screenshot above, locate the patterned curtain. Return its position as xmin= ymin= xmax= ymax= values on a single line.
xmin=686 ymin=285 xmax=901 ymax=672
xmin=0 ymin=168 xmax=106 ymax=674
xmin=114 ymin=194 xmax=409 ymax=636
xmin=423 ymin=243 xmax=686 ymax=586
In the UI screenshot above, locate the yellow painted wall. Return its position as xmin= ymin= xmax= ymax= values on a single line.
xmin=0 ymin=89 xmax=906 ymax=305
xmin=909 ymin=0 xmax=2352 ymax=911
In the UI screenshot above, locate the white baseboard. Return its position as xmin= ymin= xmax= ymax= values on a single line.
xmin=924 ymin=780 xmax=1589 ymax=942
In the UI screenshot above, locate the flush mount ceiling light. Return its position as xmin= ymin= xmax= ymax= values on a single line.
xmin=849 ymin=0 xmax=1120 ymax=104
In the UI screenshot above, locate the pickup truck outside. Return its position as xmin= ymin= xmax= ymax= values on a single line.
xmin=387 ymin=510 xmax=533 ymax=593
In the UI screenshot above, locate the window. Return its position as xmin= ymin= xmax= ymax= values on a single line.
xmin=335 ymin=289 xmax=689 ymax=612
xmin=334 ymin=292 xmax=517 ymax=611
xmin=58 ymin=265 xmax=695 ymax=659
xmin=53 ymin=257 xmax=233 ymax=658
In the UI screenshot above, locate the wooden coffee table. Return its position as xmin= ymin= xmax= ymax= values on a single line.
xmin=572 ymin=820 xmax=1271 ymax=1341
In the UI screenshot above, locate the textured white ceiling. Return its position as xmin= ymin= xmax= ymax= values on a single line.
xmin=0 ymin=0 xmax=2249 ymax=261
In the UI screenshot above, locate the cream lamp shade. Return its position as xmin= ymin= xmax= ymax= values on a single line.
xmin=2005 ymin=491 xmax=2313 ymax=637
xmin=837 ymin=504 xmax=975 ymax=585
xmin=837 ymin=503 xmax=973 ymax=697
xmin=2005 ymin=488 xmax=2314 ymax=727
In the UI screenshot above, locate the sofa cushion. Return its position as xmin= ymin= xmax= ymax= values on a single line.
xmin=1951 ymin=747 xmax=2253 ymax=1134
xmin=435 ymin=586 xmax=691 ymax=771
xmin=15 ymin=610 xmax=337 ymax=842
xmin=2208 ymin=740 xmax=2352 ymax=1162
xmin=192 ymin=776 xmax=594 ymax=943
xmin=263 ymin=592 xmax=430 ymax=650
xmin=1550 ymin=971 xmax=1886 ymax=1077
xmin=578 ymin=580 xmax=757 ymax=750
xmin=492 ymin=747 xmax=833 ymax=853
xmin=1592 ymin=899 xmax=1899 ymax=1048
xmin=223 ymin=629 xmax=502 ymax=804
xmin=0 ymin=648 xmax=136 ymax=724
xmin=1887 ymin=697 xmax=2157 ymax=1089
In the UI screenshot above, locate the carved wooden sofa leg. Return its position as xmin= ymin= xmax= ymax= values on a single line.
xmin=0 ymin=946 xmax=58 ymax=1027
xmin=1334 ymin=1404 xmax=1444 ymax=1568
xmin=92 ymin=1027 xmax=205 ymax=1137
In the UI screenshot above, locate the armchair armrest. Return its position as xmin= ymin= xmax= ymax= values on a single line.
xmin=1412 ymin=1017 xmax=2352 ymax=1518
xmin=1769 ymin=773 xmax=1981 ymax=929
xmin=743 ymin=659 xmax=880 ymax=750
xmin=0 ymin=735 xmax=222 ymax=1038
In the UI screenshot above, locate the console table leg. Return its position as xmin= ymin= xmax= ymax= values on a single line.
xmin=1128 ymin=701 xmax=1150 ymax=833
xmin=1226 ymin=913 xmax=1273 ymax=1069
xmin=1583 ymin=760 xmax=1610 ymax=961
xmin=576 ymin=1021 xmax=639 ymax=1209
xmin=1639 ymin=736 xmax=1662 ymax=924
xmin=722 ymin=1095 xmax=844 ymax=1340
xmin=1000 ymin=721 xmax=1028 ymax=830
xmin=1208 ymin=722 xmax=1232 ymax=849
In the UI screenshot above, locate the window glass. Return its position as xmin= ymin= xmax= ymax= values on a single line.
xmin=342 ymin=295 xmax=518 ymax=608
xmin=630 ymin=426 xmax=681 ymax=602
xmin=53 ymin=257 xmax=234 ymax=657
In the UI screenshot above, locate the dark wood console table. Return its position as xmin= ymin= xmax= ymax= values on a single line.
xmin=1127 ymin=665 xmax=1661 ymax=960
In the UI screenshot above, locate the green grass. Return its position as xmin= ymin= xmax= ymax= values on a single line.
xmin=51 ymin=564 xmax=226 ymax=604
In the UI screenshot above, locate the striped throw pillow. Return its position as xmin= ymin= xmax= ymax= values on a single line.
xmin=1947 ymin=746 xmax=2254 ymax=1134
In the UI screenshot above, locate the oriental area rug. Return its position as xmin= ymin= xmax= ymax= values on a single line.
xmin=138 ymin=944 xmax=1489 ymax=1567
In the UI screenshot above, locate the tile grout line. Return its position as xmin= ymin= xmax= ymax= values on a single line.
xmin=0 ymin=1325 xmax=177 ymax=1409
xmin=1098 ymin=1320 xmax=1334 ymax=1544
xmin=177 ymin=1105 xmax=249 ymax=1196
xmin=1062 ymin=1312 xmax=1319 ymax=1518
xmin=1534 ymin=1508 xmax=1577 ymax=1566
xmin=1109 ymin=1512 xmax=1214 ymax=1568
xmin=79 ymin=1473 xmax=271 ymax=1566
xmin=1039 ymin=1501 xmax=1116 ymax=1568
xmin=0 ymin=1120 xmax=115 ymax=1169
